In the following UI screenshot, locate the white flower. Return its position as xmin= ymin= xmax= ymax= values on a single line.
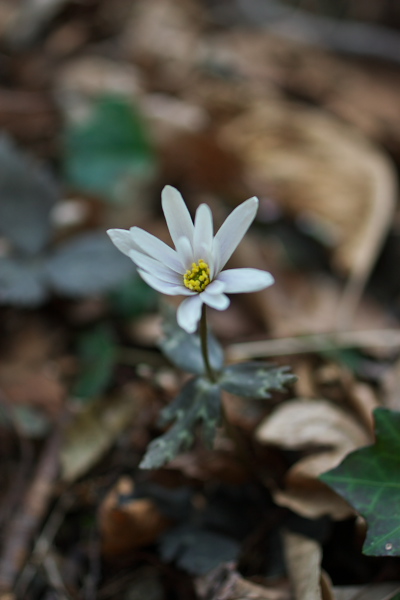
xmin=107 ymin=186 xmax=274 ymax=333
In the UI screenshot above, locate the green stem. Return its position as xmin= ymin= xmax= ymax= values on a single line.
xmin=200 ymin=304 xmax=217 ymax=383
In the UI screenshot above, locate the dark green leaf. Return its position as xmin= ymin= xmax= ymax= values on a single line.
xmin=63 ymin=95 xmax=156 ymax=202
xmin=45 ymin=231 xmax=133 ymax=297
xmin=219 ymin=361 xmax=296 ymax=399
xmin=140 ymin=377 xmax=221 ymax=469
xmin=108 ymin=275 xmax=157 ymax=319
xmin=320 ymin=408 xmax=400 ymax=556
xmin=73 ymin=324 xmax=117 ymax=400
xmin=160 ymin=526 xmax=240 ymax=574
xmin=0 ymin=257 xmax=48 ymax=306
xmin=0 ymin=136 xmax=59 ymax=255
xmin=160 ymin=306 xmax=224 ymax=375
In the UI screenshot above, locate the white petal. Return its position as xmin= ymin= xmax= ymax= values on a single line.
xmin=217 ymin=268 xmax=274 ymax=293
xmin=175 ymin=236 xmax=194 ymax=270
xmin=107 ymin=228 xmax=137 ymax=257
xmin=193 ymin=204 xmax=213 ymax=260
xmin=162 ymin=185 xmax=195 ymax=249
xmin=201 ymin=290 xmax=230 ymax=310
xmin=213 ymin=197 xmax=259 ymax=272
xmin=130 ymin=227 xmax=183 ymax=273
xmin=177 ymin=295 xmax=203 ymax=333
xmin=129 ymin=250 xmax=183 ymax=285
xmin=204 ymin=280 xmax=225 ymax=295
xmin=138 ymin=269 xmax=194 ymax=296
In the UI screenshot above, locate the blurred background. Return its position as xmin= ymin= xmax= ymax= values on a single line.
xmin=0 ymin=1 xmax=400 ymax=599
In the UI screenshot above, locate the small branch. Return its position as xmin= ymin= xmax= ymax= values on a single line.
xmin=0 ymin=413 xmax=67 ymax=595
xmin=227 ymin=329 xmax=400 ymax=361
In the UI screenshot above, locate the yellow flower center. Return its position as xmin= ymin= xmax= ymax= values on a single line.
xmin=183 ymin=259 xmax=211 ymax=293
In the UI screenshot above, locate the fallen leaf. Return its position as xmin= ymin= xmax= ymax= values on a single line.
xmin=219 ymin=100 xmax=396 ymax=325
xmin=195 ymin=562 xmax=290 ymax=600
xmin=256 ymin=399 xmax=371 ymax=519
xmin=98 ymin=477 xmax=169 ymax=557
xmin=60 ymin=383 xmax=148 ymax=482
xmin=283 ymin=531 xmax=334 ymax=600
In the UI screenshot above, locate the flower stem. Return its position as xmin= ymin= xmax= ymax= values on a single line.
xmin=200 ymin=304 xmax=217 ymax=383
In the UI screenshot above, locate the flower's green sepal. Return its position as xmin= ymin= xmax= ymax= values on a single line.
xmin=159 ymin=306 xmax=224 ymax=375
xmin=140 ymin=377 xmax=221 ymax=469
xmin=219 ymin=361 xmax=296 ymax=399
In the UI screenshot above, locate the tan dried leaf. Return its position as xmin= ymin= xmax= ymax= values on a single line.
xmin=256 ymin=399 xmax=371 ymax=519
xmin=219 ymin=100 xmax=396 ymax=324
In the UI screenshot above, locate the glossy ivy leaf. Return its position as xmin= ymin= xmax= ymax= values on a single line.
xmin=140 ymin=377 xmax=221 ymax=469
xmin=73 ymin=324 xmax=118 ymax=401
xmin=320 ymin=408 xmax=400 ymax=556
xmin=160 ymin=306 xmax=224 ymax=375
xmin=219 ymin=361 xmax=296 ymax=399
xmin=45 ymin=231 xmax=133 ymax=297
xmin=64 ymin=95 xmax=155 ymax=203
xmin=0 ymin=136 xmax=59 ymax=255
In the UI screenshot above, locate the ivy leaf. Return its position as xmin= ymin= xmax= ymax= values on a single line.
xmin=159 ymin=306 xmax=224 ymax=375
xmin=219 ymin=361 xmax=296 ymax=399
xmin=140 ymin=377 xmax=221 ymax=470
xmin=0 ymin=136 xmax=59 ymax=255
xmin=45 ymin=231 xmax=133 ymax=297
xmin=320 ymin=408 xmax=400 ymax=556
xmin=63 ymin=95 xmax=156 ymax=203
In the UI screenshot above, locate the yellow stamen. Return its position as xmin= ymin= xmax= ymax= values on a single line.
xmin=183 ymin=259 xmax=211 ymax=293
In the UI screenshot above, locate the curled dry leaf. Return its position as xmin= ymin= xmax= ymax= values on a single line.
xmin=98 ymin=477 xmax=169 ymax=557
xmin=283 ymin=531 xmax=334 ymax=600
xmin=255 ymin=399 xmax=371 ymax=519
xmin=195 ymin=562 xmax=290 ymax=600
xmin=219 ymin=100 xmax=396 ymax=325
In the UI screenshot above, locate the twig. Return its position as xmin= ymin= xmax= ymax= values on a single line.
xmin=14 ymin=493 xmax=74 ymax=598
xmin=0 ymin=413 xmax=68 ymax=595
xmin=226 ymin=329 xmax=400 ymax=361
xmin=214 ymin=0 xmax=400 ymax=64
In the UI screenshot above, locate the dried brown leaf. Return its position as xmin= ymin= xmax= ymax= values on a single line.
xmin=256 ymin=399 xmax=371 ymax=519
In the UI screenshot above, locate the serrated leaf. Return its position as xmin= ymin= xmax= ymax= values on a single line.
xmin=63 ymin=95 xmax=155 ymax=202
xmin=0 ymin=136 xmax=59 ymax=254
xmin=45 ymin=231 xmax=134 ymax=297
xmin=219 ymin=361 xmax=296 ymax=399
xmin=160 ymin=306 xmax=224 ymax=375
xmin=320 ymin=408 xmax=400 ymax=556
xmin=140 ymin=377 xmax=221 ymax=470
xmin=160 ymin=526 xmax=240 ymax=575
xmin=73 ymin=324 xmax=117 ymax=401
xmin=0 ymin=256 xmax=48 ymax=306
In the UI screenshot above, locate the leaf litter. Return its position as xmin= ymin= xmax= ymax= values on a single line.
xmin=0 ymin=0 xmax=400 ymax=598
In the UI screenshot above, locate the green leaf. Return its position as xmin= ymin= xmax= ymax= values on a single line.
xmin=63 ymin=95 xmax=156 ymax=202
xmin=160 ymin=306 xmax=224 ymax=375
xmin=0 ymin=136 xmax=59 ymax=255
xmin=108 ymin=275 xmax=158 ymax=319
xmin=219 ymin=361 xmax=296 ymax=399
xmin=0 ymin=256 xmax=48 ymax=306
xmin=320 ymin=408 xmax=400 ymax=556
xmin=45 ymin=231 xmax=134 ymax=297
xmin=73 ymin=324 xmax=117 ymax=401
xmin=140 ymin=377 xmax=221 ymax=469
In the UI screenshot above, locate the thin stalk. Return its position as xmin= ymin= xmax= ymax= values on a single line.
xmin=199 ymin=304 xmax=217 ymax=383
